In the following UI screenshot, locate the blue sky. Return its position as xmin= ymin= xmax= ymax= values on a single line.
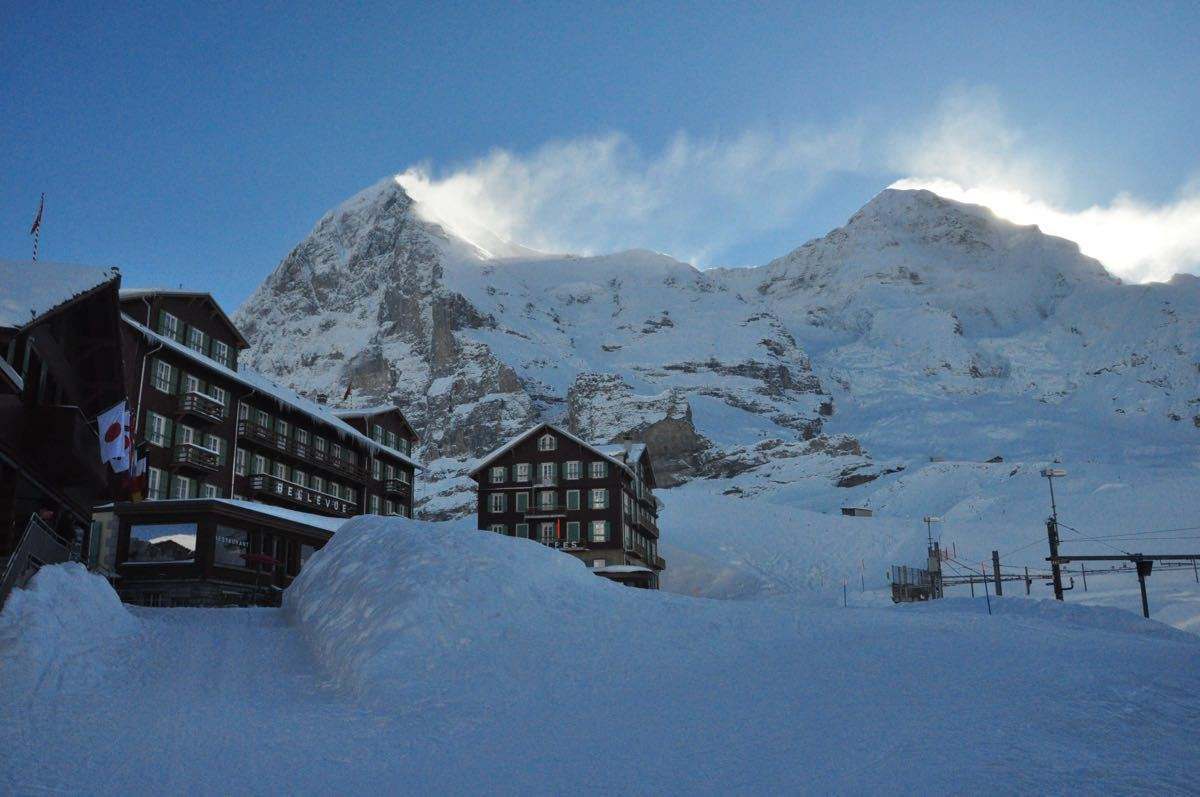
xmin=3 ymin=1 xmax=1198 ymax=309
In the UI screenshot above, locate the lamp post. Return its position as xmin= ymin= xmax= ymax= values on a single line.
xmin=1041 ymin=468 xmax=1067 ymax=600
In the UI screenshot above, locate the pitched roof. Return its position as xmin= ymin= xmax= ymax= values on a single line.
xmin=119 ymin=289 xmax=249 ymax=348
xmin=0 ymin=260 xmax=119 ymax=329
xmin=122 ymin=314 xmax=421 ymax=469
xmin=469 ymin=422 xmax=635 ymax=477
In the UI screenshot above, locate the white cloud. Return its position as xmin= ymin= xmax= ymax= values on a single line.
xmin=397 ymin=126 xmax=864 ymax=264
xmin=889 ymin=87 xmax=1200 ymax=283
xmin=394 ymin=88 xmax=1200 ymax=282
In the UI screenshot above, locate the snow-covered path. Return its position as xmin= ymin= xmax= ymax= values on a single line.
xmin=3 ymin=522 xmax=1200 ymax=795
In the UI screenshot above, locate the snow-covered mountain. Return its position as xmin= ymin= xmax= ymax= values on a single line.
xmin=235 ymin=177 xmax=1200 ymax=596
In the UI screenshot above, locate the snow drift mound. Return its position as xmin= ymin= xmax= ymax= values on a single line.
xmin=0 ymin=563 xmax=139 ymax=689
xmin=284 ymin=516 xmax=661 ymax=706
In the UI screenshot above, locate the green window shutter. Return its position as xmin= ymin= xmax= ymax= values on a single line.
xmin=605 ymin=520 xmax=612 ymax=541
xmin=164 ymin=418 xmax=174 ymax=446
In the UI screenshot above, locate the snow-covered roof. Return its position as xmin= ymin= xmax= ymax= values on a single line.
xmin=0 ymin=260 xmax=119 ymax=329
xmin=119 ymin=289 xmax=249 ymax=347
xmin=122 ymin=314 xmax=421 ymax=469
xmin=124 ymin=497 xmax=348 ymax=533
xmin=594 ymin=564 xmax=654 ymax=574
xmin=332 ymin=405 xmax=399 ymax=418
xmin=469 ymin=422 xmax=635 ymax=477
xmin=595 ymin=442 xmax=647 ymax=465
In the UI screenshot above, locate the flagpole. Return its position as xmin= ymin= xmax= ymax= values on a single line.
xmin=30 ymin=193 xmax=44 ymax=262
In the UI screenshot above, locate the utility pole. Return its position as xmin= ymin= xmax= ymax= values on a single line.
xmin=992 ymin=550 xmax=1003 ymax=596
xmin=1041 ymin=468 xmax=1067 ymax=600
xmin=924 ymin=516 xmax=943 ymax=599
xmin=1024 ymin=566 xmax=1031 ymax=595
xmin=1135 ymin=557 xmax=1152 ymax=619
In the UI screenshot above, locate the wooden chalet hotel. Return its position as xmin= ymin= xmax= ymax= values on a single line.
xmin=471 ymin=423 xmax=665 ymax=589
xmin=99 ymin=289 xmax=420 ymax=606
xmin=1 ymin=260 xmax=127 ymax=606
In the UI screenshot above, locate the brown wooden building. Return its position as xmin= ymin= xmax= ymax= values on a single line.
xmin=0 ymin=260 xmax=127 ymax=604
xmin=112 ymin=497 xmax=345 ymax=607
xmin=109 ymin=289 xmax=421 ymax=604
xmin=470 ymin=423 xmax=665 ymax=589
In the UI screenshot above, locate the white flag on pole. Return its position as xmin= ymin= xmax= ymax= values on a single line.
xmin=98 ymin=400 xmax=132 ymax=473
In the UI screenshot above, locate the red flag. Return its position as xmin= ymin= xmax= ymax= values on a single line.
xmin=29 ymin=194 xmax=44 ymax=235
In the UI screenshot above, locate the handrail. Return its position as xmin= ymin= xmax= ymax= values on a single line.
xmin=0 ymin=514 xmax=72 ymax=609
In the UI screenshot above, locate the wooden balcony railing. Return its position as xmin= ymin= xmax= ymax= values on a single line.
xmin=176 ymin=392 xmax=226 ymax=424
xmin=237 ymin=420 xmax=369 ymax=482
xmin=171 ymin=443 xmax=221 ymax=473
xmin=382 ymin=478 xmax=411 ymax=496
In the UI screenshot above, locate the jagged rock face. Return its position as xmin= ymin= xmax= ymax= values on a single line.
xmin=565 ymin=372 xmax=709 ymax=486
xmin=235 ymin=180 xmax=1200 ymax=520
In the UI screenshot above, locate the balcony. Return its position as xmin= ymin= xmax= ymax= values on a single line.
xmin=237 ymin=420 xmax=369 ymax=482
xmin=176 ymin=392 xmax=227 ymax=424
xmin=171 ymin=443 xmax=221 ymax=474
xmin=383 ymin=478 xmax=410 ymax=496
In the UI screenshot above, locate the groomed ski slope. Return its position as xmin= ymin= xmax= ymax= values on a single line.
xmin=2 ymin=519 xmax=1199 ymax=795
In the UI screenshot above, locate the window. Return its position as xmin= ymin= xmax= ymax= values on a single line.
xmin=537 ymin=433 xmax=556 ymax=451
xmin=514 ymin=492 xmax=529 ymax=512
xmin=146 ymin=411 xmax=171 ymax=447
xmin=234 ymin=447 xmax=247 ymax=475
xmin=564 ymin=461 xmax=581 ymax=480
xmin=211 ymin=339 xmax=231 ymax=367
xmin=176 ymin=424 xmax=195 ymax=446
xmin=384 ymin=463 xmax=395 ymax=480
xmin=209 ymin=385 xmax=228 ymax=410
xmin=147 ymin=467 xmax=167 ymax=500
xmin=151 ymin=359 xmax=174 ymax=393
xmin=593 ymin=558 xmax=606 ymax=569
xmin=386 ymin=430 xmax=398 ymax=449
xmin=590 ymin=461 xmax=608 ymax=478
xmin=328 ymin=482 xmax=341 ymax=499
xmin=515 ymin=523 xmax=529 ymax=538
xmin=490 ymin=524 xmax=506 ymax=534
xmin=295 ymin=428 xmax=309 ymax=448
xmin=623 ymin=524 xmax=632 ymax=549
xmin=213 ymin=525 xmax=250 ymax=569
xmin=539 ymin=462 xmax=556 ymax=485
xmin=201 ymin=483 xmax=220 ymax=498
xmin=566 ymin=490 xmax=580 ymax=510
xmin=398 ymin=469 xmax=410 ymax=484
xmin=274 ymin=419 xmax=289 ymax=449
xmin=158 ymin=311 xmax=182 ymax=341
xmin=331 ymin=442 xmax=342 ymax=460
xmin=538 ymin=490 xmax=556 ymax=511
xmin=372 ymin=424 xmax=384 ymax=443
xmin=369 ymin=494 xmax=381 ymax=514
xmin=515 ymin=463 xmax=531 ymax=482
xmin=490 ymin=465 xmax=506 ymax=484
xmin=385 ymin=499 xmax=395 ymax=515
xmin=238 ymin=402 xmax=249 ymax=421
xmin=566 ymin=521 xmax=581 ymax=542
xmin=311 ymin=475 xmax=325 ymax=493
xmin=171 ymin=475 xmax=194 ymax=500
xmin=204 ymin=434 xmax=227 ymax=464
xmin=183 ymin=373 xmax=202 ymax=396
xmin=186 ymin=326 xmax=207 ymax=354
xmin=488 ymin=492 xmax=507 ymax=513
xmin=294 ymin=469 xmax=308 ymax=487
xmin=590 ymin=488 xmax=608 ymax=509
xmin=128 ymin=522 xmax=196 ymax=563
xmin=252 ymin=454 xmax=267 ymax=475
xmin=314 ymin=436 xmax=326 ymax=454
xmin=272 ymin=461 xmax=287 ymax=480
xmin=539 ymin=522 xmax=556 ymax=542
xmin=254 ymin=408 xmax=271 ymax=428
xmin=590 ymin=520 xmax=608 ymax=543
xmin=372 ymin=458 xmax=382 ymax=479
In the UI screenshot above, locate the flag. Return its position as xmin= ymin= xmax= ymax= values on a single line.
xmin=29 ymin=194 xmax=44 ymax=236
xmin=126 ymin=449 xmax=148 ymax=501
xmin=98 ymin=400 xmax=132 ymax=473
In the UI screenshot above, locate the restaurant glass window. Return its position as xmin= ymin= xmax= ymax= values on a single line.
xmin=213 ymin=525 xmax=251 ymax=569
xmin=127 ymin=522 xmax=196 ymax=563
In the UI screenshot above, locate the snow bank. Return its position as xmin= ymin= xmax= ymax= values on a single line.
xmin=0 ymin=564 xmax=139 ymax=690
xmin=285 ymin=515 xmax=640 ymax=705
xmin=908 ymin=595 xmax=1192 ymax=641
